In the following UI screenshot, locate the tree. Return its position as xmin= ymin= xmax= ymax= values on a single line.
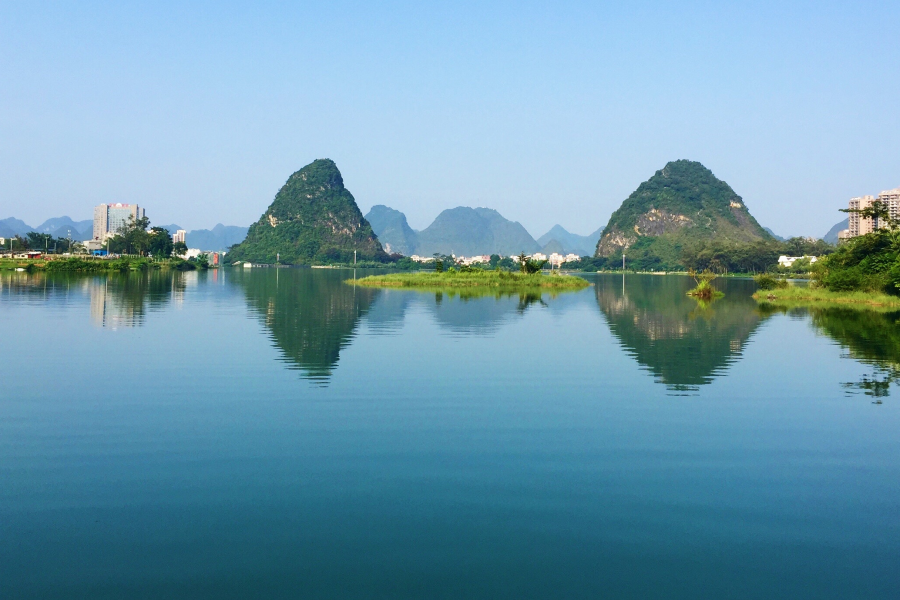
xmin=518 ymin=252 xmax=547 ymax=274
xmin=148 ymin=227 xmax=174 ymax=258
xmin=173 ymin=241 xmax=188 ymax=257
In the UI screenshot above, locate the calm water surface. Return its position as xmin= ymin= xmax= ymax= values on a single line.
xmin=1 ymin=269 xmax=899 ymax=599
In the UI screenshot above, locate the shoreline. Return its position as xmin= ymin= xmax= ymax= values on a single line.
xmin=753 ymin=287 xmax=900 ymax=309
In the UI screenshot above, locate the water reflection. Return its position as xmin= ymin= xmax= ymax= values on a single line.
xmin=0 ymin=270 xmax=187 ymax=329
xmin=762 ymin=304 xmax=900 ymax=401
xmin=230 ymin=268 xmax=379 ymax=383
xmin=6 ymin=269 xmax=900 ymax=397
xmin=594 ymin=274 xmax=765 ymax=392
xmin=89 ymin=271 xmax=186 ymax=329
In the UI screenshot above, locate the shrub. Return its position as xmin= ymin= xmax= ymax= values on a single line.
xmin=755 ymin=273 xmax=788 ymax=290
xmin=823 ymin=267 xmax=864 ymax=292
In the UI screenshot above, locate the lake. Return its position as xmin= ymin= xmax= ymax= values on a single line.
xmin=2 ymin=268 xmax=899 ymax=599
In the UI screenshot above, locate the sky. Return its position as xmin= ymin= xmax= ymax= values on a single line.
xmin=1 ymin=1 xmax=898 ymax=238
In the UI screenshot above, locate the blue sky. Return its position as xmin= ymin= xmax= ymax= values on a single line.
xmin=1 ymin=1 xmax=898 ymax=237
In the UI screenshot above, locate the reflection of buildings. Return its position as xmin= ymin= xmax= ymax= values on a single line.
xmin=90 ymin=278 xmax=140 ymax=329
xmin=595 ymin=275 xmax=764 ymax=391
xmin=88 ymin=271 xmax=185 ymax=328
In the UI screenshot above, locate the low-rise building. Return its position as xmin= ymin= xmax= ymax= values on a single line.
xmin=778 ymin=255 xmax=818 ymax=268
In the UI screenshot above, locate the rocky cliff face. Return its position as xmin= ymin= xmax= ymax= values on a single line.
xmin=228 ymin=159 xmax=387 ymax=265
xmin=596 ymin=160 xmax=770 ymax=259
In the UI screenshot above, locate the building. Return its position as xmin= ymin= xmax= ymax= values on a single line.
xmin=172 ymin=229 xmax=186 ymax=244
xmin=844 ymin=187 xmax=900 ymax=239
xmin=93 ymin=203 xmax=145 ymax=241
xmin=778 ymin=255 xmax=818 ymax=268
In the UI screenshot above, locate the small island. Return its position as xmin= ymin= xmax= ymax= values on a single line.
xmin=350 ymin=270 xmax=591 ymax=291
xmin=753 ymin=287 xmax=900 ymax=309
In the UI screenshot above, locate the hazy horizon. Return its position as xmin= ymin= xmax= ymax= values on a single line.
xmin=2 ymin=2 xmax=897 ymax=237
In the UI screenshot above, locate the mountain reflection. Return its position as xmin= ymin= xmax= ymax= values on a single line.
xmin=231 ymin=268 xmax=378 ymax=383
xmin=595 ymin=275 xmax=764 ymax=391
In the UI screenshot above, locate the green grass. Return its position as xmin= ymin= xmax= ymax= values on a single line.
xmin=754 ymin=286 xmax=900 ymax=309
xmin=350 ymin=270 xmax=592 ymax=291
xmin=1 ymin=257 xmax=211 ymax=272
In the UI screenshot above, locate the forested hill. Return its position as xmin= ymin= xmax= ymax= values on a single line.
xmin=595 ymin=160 xmax=771 ymax=266
xmin=227 ymin=159 xmax=387 ymax=265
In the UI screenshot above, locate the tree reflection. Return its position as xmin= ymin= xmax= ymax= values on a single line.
xmin=806 ymin=307 xmax=900 ymax=401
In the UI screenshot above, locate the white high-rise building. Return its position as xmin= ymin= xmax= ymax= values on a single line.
xmin=172 ymin=229 xmax=186 ymax=244
xmin=93 ymin=203 xmax=145 ymax=241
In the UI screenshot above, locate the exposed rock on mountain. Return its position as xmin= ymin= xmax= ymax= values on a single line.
xmin=596 ymin=160 xmax=771 ymax=264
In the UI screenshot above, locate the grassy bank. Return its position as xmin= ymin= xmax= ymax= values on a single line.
xmin=1 ymin=257 xmax=210 ymax=272
xmin=351 ymin=270 xmax=592 ymax=290
xmin=754 ymin=286 xmax=900 ymax=309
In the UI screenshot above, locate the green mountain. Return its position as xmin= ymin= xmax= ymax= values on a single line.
xmin=595 ymin=160 xmax=771 ymax=267
xmin=414 ymin=207 xmax=540 ymax=256
xmin=365 ymin=205 xmax=418 ymax=256
xmin=228 ymin=159 xmax=387 ymax=265
xmin=537 ymin=224 xmax=604 ymax=257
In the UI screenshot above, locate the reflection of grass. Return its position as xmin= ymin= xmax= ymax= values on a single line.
xmin=754 ymin=286 xmax=900 ymax=309
xmin=350 ymin=271 xmax=591 ymax=291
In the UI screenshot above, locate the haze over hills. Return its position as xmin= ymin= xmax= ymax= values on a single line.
xmin=365 ymin=206 xmax=543 ymax=257
xmin=0 ymin=214 xmax=248 ymax=250
xmin=186 ymin=225 xmax=249 ymax=252
xmin=823 ymin=218 xmax=849 ymax=245
xmin=365 ymin=205 xmax=418 ymax=255
xmin=536 ymin=224 xmax=604 ymax=257
xmin=595 ymin=160 xmax=772 ymax=267
xmin=228 ymin=159 xmax=387 ymax=265
xmin=763 ymin=227 xmax=785 ymax=242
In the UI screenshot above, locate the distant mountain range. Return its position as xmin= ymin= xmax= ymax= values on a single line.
xmin=536 ymin=224 xmax=604 ymax=257
xmin=0 ymin=216 xmax=94 ymax=241
xmin=186 ymin=225 xmax=249 ymax=251
xmin=365 ymin=206 xmax=603 ymax=257
xmin=0 ymin=216 xmax=248 ymax=251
